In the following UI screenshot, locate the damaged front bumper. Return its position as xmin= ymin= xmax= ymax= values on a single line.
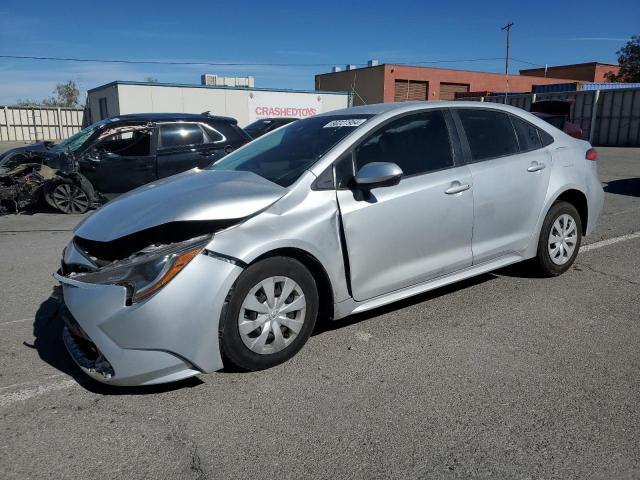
xmin=54 ymin=248 xmax=243 ymax=386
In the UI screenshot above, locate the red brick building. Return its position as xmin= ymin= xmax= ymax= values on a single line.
xmin=519 ymin=62 xmax=619 ymax=83
xmin=315 ymin=63 xmax=581 ymax=105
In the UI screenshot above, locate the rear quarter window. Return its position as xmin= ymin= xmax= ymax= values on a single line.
xmin=539 ymin=128 xmax=554 ymax=146
xmin=201 ymin=124 xmax=224 ymax=142
xmin=206 ymin=121 xmax=248 ymax=143
xmin=510 ymin=115 xmax=542 ymax=152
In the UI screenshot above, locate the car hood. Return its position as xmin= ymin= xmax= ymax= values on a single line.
xmin=0 ymin=141 xmax=59 ymax=162
xmin=74 ymin=169 xmax=287 ymax=242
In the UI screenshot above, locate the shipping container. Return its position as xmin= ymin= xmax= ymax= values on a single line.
xmin=578 ymin=82 xmax=640 ymax=91
xmin=532 ymin=83 xmax=580 ymax=94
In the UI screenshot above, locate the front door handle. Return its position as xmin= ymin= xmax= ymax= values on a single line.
xmin=444 ymin=182 xmax=471 ymax=195
xmin=527 ymin=161 xmax=546 ymax=172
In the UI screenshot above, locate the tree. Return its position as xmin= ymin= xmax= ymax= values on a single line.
xmin=144 ymin=76 xmax=159 ymax=83
xmin=606 ymin=35 xmax=640 ymax=82
xmin=15 ymin=80 xmax=81 ymax=108
xmin=42 ymin=80 xmax=81 ymax=107
xmin=15 ymin=98 xmax=42 ymax=107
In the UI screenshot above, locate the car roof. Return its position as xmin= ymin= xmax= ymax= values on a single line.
xmin=317 ymin=100 xmax=532 ymax=118
xmin=247 ymin=118 xmax=298 ymax=123
xmin=109 ymin=113 xmax=238 ymax=124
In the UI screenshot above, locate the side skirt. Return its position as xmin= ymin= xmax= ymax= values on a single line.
xmin=332 ymin=254 xmax=523 ymax=319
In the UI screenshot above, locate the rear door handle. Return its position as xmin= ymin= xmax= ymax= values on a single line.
xmin=444 ymin=182 xmax=471 ymax=195
xmin=527 ymin=162 xmax=546 ymax=172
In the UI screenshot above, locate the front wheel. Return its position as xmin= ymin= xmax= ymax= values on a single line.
xmin=220 ymin=257 xmax=319 ymax=371
xmin=533 ymin=201 xmax=582 ymax=276
xmin=47 ymin=179 xmax=91 ymax=214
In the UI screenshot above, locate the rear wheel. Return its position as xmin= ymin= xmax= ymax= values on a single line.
xmin=533 ymin=201 xmax=582 ymax=276
xmin=220 ymin=257 xmax=319 ymax=371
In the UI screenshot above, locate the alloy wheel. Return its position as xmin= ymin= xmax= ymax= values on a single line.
xmin=238 ymin=276 xmax=306 ymax=355
xmin=548 ymin=213 xmax=578 ymax=265
xmin=51 ymin=183 xmax=89 ymax=214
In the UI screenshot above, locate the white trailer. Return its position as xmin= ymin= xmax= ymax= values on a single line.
xmin=87 ymin=81 xmax=352 ymax=127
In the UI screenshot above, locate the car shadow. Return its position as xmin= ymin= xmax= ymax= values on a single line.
xmin=31 ymin=286 xmax=203 ymax=395
xmin=314 ymin=273 xmax=496 ymax=335
xmin=491 ymin=261 xmax=551 ymax=279
xmin=604 ymin=178 xmax=640 ymax=197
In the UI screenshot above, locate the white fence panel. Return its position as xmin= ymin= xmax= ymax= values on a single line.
xmin=0 ymin=106 xmax=86 ymax=142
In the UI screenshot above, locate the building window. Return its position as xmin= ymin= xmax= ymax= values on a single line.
xmin=394 ymin=80 xmax=428 ymax=102
xmin=98 ymin=97 xmax=109 ymax=120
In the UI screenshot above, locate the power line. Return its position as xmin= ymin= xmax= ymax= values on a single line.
xmin=0 ymin=54 xmax=506 ymax=68
xmin=511 ymin=57 xmax=546 ymax=67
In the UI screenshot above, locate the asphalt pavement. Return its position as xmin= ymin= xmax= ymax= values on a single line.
xmin=1 ymin=148 xmax=639 ymax=479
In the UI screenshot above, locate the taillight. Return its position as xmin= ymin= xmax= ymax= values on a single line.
xmin=586 ymin=148 xmax=598 ymax=161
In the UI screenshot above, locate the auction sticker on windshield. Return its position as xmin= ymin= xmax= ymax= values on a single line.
xmin=323 ymin=119 xmax=367 ymax=128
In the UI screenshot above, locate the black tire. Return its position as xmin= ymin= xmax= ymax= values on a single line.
xmin=220 ymin=257 xmax=319 ymax=371
xmin=533 ymin=201 xmax=582 ymax=276
xmin=45 ymin=178 xmax=91 ymax=214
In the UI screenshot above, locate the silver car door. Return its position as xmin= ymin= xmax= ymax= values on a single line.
xmin=454 ymin=109 xmax=552 ymax=263
xmin=336 ymin=110 xmax=473 ymax=302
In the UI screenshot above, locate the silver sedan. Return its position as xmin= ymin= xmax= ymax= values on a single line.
xmin=55 ymin=101 xmax=604 ymax=386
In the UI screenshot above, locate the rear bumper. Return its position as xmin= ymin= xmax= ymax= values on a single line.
xmin=55 ymin=253 xmax=243 ymax=386
xmin=585 ymin=162 xmax=604 ymax=236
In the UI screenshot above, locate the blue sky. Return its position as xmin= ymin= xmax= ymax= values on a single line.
xmin=0 ymin=0 xmax=637 ymax=104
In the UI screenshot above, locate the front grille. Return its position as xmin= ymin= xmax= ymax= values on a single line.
xmin=59 ymin=261 xmax=93 ymax=276
xmin=60 ymin=306 xmax=114 ymax=380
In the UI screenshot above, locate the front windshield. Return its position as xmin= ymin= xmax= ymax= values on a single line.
xmin=210 ymin=114 xmax=372 ymax=187
xmin=56 ymin=119 xmax=110 ymax=152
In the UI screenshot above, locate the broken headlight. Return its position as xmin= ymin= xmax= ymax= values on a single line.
xmin=72 ymin=235 xmax=210 ymax=303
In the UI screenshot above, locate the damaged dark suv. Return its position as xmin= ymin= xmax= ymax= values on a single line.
xmin=0 ymin=113 xmax=249 ymax=214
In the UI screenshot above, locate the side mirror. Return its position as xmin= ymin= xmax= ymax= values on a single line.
xmin=354 ymin=162 xmax=403 ymax=189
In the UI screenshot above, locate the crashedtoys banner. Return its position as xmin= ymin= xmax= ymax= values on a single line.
xmin=248 ymin=91 xmax=323 ymax=122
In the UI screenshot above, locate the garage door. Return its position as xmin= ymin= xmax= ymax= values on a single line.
xmin=440 ymin=83 xmax=470 ymax=100
xmin=394 ymin=80 xmax=428 ymax=102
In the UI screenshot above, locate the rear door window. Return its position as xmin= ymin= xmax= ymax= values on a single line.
xmin=159 ymin=123 xmax=205 ymax=148
xmin=355 ymin=110 xmax=453 ymax=177
xmin=510 ymin=115 xmax=542 ymax=152
xmin=457 ymin=109 xmax=519 ymax=161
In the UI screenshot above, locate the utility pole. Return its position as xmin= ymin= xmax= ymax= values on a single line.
xmin=502 ymin=22 xmax=514 ymax=104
